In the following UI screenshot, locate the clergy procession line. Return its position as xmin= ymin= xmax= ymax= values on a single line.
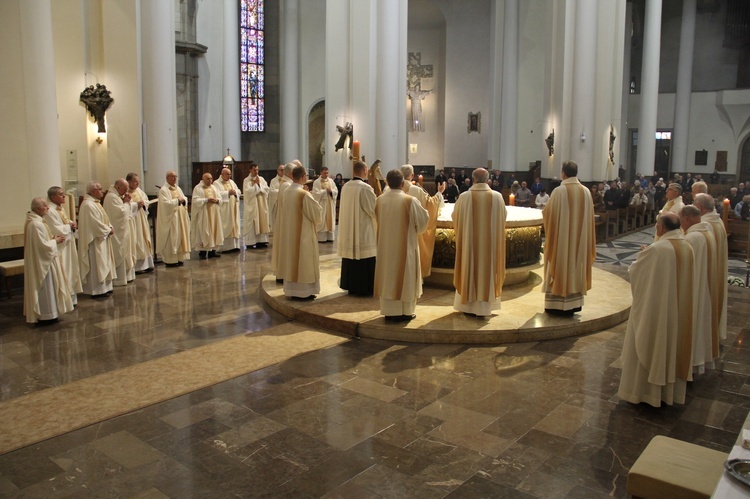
xmin=23 ymin=158 xmax=729 ymax=408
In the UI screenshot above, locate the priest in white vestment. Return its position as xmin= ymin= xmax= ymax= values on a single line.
xmin=276 ymin=165 xmax=323 ymax=298
xmin=312 ymin=166 xmax=338 ymax=242
xmin=78 ymin=181 xmax=116 ymax=297
xmin=680 ymin=205 xmax=717 ymax=374
xmin=45 ymin=186 xmax=81 ymax=305
xmin=104 ymin=179 xmax=136 ymax=286
xmin=156 ymin=171 xmax=191 ymax=267
xmin=694 ymin=193 xmax=728 ymax=343
xmin=400 ymin=164 xmax=445 ymax=278
xmin=126 ymin=173 xmax=154 ymax=272
xmin=215 ymin=167 xmax=244 ymax=252
xmin=618 ymin=212 xmax=694 ymax=407
xmin=542 ymin=161 xmax=596 ymax=314
xmin=452 ymin=168 xmax=507 ymax=317
xmin=374 ymin=169 xmax=429 ymax=321
xmin=337 ymin=160 xmax=377 ymax=296
xmin=271 ymin=162 xmax=295 ymax=281
xmin=268 ymin=163 xmax=287 ymax=231
xmin=24 ymin=198 xmax=74 ymax=323
xmin=659 ymin=183 xmax=685 ymax=215
xmin=242 ymin=163 xmax=271 ymax=248
xmin=191 ymin=173 xmax=224 ymax=259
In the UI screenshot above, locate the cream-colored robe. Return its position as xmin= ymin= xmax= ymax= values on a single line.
xmin=44 ymin=201 xmax=82 ymax=296
xmin=242 ymin=174 xmax=270 ymax=245
xmin=128 ymin=187 xmax=154 ymax=271
xmin=78 ymin=194 xmax=116 ymax=293
xmin=452 ymin=183 xmax=507 ymax=316
xmin=374 ymin=188 xmax=429 ymax=316
xmin=618 ymin=229 xmax=694 ymax=407
xmin=684 ymin=223 xmax=717 ymax=373
xmin=660 ymin=195 xmax=685 ymax=215
xmin=336 ymin=178 xmax=377 ymax=260
xmin=215 ymin=177 xmax=244 ymax=250
xmin=276 ymin=183 xmax=323 ymax=296
xmin=190 ymin=183 xmax=224 ymax=251
xmin=23 ymin=212 xmax=73 ymax=323
xmin=268 ymin=175 xmax=288 ymax=231
xmin=157 ymin=184 xmax=191 ymax=264
xmin=271 ymin=179 xmax=293 ymax=275
xmin=313 ymin=176 xmax=338 ymax=241
xmin=104 ymin=189 xmax=136 ymax=285
xmin=542 ymin=177 xmax=596 ymax=310
xmin=702 ymin=211 xmax=728 ymax=342
xmin=407 ymin=183 xmax=442 ymax=277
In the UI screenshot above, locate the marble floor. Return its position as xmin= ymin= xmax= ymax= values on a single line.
xmin=0 ymin=235 xmax=748 ymax=498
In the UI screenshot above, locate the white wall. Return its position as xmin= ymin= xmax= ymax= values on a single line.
xmin=299 ymin=0 xmax=326 ymax=163
xmin=196 ymin=0 xmax=225 ymax=162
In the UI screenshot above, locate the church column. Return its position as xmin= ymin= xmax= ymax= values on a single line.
xmin=141 ymin=0 xmax=179 ymax=193
xmin=20 ymin=0 xmax=62 ymax=189
xmin=569 ymin=0 xmax=598 ymax=180
xmin=636 ymin=0 xmax=662 ymax=178
xmin=223 ymin=0 xmax=241 ymax=160
xmin=499 ymin=0 xmax=518 ymax=172
xmin=672 ymin=0 xmax=696 ymax=174
xmin=280 ymin=0 xmax=301 ymax=163
xmin=619 ymin=2 xmax=633 ymax=172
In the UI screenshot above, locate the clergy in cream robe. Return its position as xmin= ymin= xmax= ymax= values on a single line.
xmin=400 ymin=164 xmax=445 ymax=278
xmin=618 ymin=214 xmax=694 ymax=407
xmin=127 ymin=172 xmax=154 ymax=272
xmin=156 ymin=171 xmax=191 ymax=265
xmin=190 ymin=173 xmax=224 ymax=256
xmin=374 ymin=170 xmax=430 ymax=318
xmin=78 ymin=183 xmax=116 ymax=296
xmin=452 ymin=169 xmax=507 ymax=317
xmin=276 ymin=166 xmax=323 ymax=298
xmin=680 ymin=206 xmax=718 ymax=374
xmin=268 ymin=164 xmax=287 ymax=231
xmin=694 ymin=193 xmax=728 ymax=343
xmin=24 ymin=199 xmax=74 ymax=323
xmin=45 ymin=186 xmax=82 ymax=304
xmin=104 ymin=179 xmax=136 ymax=286
xmin=337 ymin=161 xmax=377 ymax=296
xmin=271 ymin=164 xmax=295 ymax=279
xmin=242 ymin=164 xmax=271 ymax=247
xmin=312 ymin=167 xmax=338 ymax=242
xmin=215 ymin=168 xmax=244 ymax=251
xmin=659 ymin=183 xmax=685 ymax=215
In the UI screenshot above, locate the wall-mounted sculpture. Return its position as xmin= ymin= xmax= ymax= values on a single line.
xmin=334 ymin=122 xmax=353 ymax=151
xmin=80 ymin=84 xmax=113 ymax=133
xmin=609 ymin=125 xmax=616 ymax=164
xmin=545 ymin=129 xmax=555 ymax=156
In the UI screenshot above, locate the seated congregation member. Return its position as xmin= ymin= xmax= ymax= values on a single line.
xmin=191 ymin=173 xmax=224 ymax=259
xmin=156 ymin=171 xmax=191 ymax=267
xmin=337 ymin=161 xmax=377 ymax=296
xmin=374 ymin=169 xmax=429 ymax=321
xmin=515 ymin=181 xmax=533 ymax=207
xmin=694 ymin=193 xmax=728 ymax=344
xmin=452 ymin=168 xmax=506 ymax=317
xmin=530 ymin=177 xmax=544 ymax=196
xmin=45 ymin=186 xmax=81 ymax=304
xmin=618 ymin=212 xmax=694 ymax=407
xmin=215 ymin=167 xmax=244 ymax=251
xmin=400 ymin=164 xmax=445 ymax=278
xmin=104 ymin=178 xmax=136 ymax=286
xmin=590 ymin=186 xmax=604 ymax=212
xmin=542 ymin=161 xmax=596 ymax=315
xmin=603 ymin=181 xmax=620 ymax=210
xmin=444 ymin=178 xmax=459 ymax=203
xmin=242 ymin=163 xmax=271 ymax=249
xmin=680 ymin=205 xmax=718 ymax=374
xmin=535 ymin=188 xmax=549 ymax=209
xmin=277 ymin=165 xmax=322 ymax=299
xmin=78 ymin=181 xmax=116 ymax=297
xmin=630 ymin=187 xmax=647 ymax=206
xmin=312 ymin=166 xmax=338 ymax=242
xmin=126 ymin=173 xmax=155 ymax=272
xmin=24 ymin=198 xmax=74 ymax=324
xmin=659 ymin=183 xmax=684 ymax=215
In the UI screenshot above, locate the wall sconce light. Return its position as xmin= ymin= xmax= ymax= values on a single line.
xmin=545 ymin=129 xmax=555 ymax=156
xmin=580 ymin=132 xmax=586 ymax=143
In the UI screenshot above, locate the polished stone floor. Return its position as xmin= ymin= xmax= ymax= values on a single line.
xmin=0 ymin=239 xmax=749 ymax=498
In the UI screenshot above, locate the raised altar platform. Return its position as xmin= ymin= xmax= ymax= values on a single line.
xmin=261 ymin=255 xmax=631 ymax=344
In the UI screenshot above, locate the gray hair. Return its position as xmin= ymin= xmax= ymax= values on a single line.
xmin=399 ymin=164 xmax=414 ymax=180
xmin=472 ymin=168 xmax=489 ymax=184
xmin=692 ymin=181 xmax=708 ymax=194
xmin=693 ymin=193 xmax=715 ymax=213
xmin=31 ymin=197 xmax=47 ymax=214
xmin=284 ymin=163 xmax=295 ymax=175
xmin=47 ymin=186 xmax=63 ymax=199
xmin=86 ymin=181 xmax=100 ymax=195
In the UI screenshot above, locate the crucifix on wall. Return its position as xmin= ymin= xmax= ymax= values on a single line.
xmin=407 ymin=52 xmax=433 ymax=132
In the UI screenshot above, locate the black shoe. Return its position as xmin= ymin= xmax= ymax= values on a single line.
xmin=402 ymin=314 xmax=416 ymax=321
xmin=208 ymin=250 xmax=220 ymax=258
xmin=385 ymin=315 xmax=408 ymax=322
xmin=165 ymin=262 xmax=179 ymax=268
xmin=199 ymin=251 xmax=207 ymax=259
xmin=91 ymin=293 xmax=110 ymax=299
xmin=290 ymin=295 xmax=316 ymax=301
xmin=177 ymin=261 xmax=185 ymax=266
xmin=276 ymin=278 xmax=284 ymax=284
xmin=37 ymin=318 xmax=59 ymax=325
xmin=545 ymin=308 xmax=576 ymax=316
xmin=256 ymin=242 xmax=268 ymax=248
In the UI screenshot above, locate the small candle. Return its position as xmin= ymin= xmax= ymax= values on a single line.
xmin=352 ymin=140 xmax=361 ymax=160
xmin=418 ymin=174 xmax=424 ymax=185
xmin=723 ymin=197 xmax=730 ymax=223
xmin=509 ymin=194 xmax=515 ymax=206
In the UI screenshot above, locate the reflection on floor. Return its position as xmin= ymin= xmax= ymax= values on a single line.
xmin=0 ymin=239 xmax=748 ymax=498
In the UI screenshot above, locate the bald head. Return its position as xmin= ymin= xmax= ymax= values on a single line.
xmin=693 ymin=193 xmax=715 ymax=214
xmin=472 ymin=168 xmax=489 ymax=184
xmin=114 ymin=178 xmax=128 ymax=195
xmin=657 ymin=212 xmax=681 ymax=236
xmin=31 ymin=197 xmax=47 ymax=215
xmin=679 ymin=205 xmax=702 ymax=231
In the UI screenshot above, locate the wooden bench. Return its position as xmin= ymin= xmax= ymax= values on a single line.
xmin=627 ymin=435 xmax=727 ymax=499
xmin=0 ymin=259 xmax=24 ymax=298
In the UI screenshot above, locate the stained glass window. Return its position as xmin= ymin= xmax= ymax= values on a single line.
xmin=240 ymin=0 xmax=265 ymax=132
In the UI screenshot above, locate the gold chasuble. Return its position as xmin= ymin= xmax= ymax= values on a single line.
xmin=542 ymin=177 xmax=596 ymax=311
xmin=406 ymin=184 xmax=442 ymax=278
xmin=701 ymin=211 xmax=728 ymax=343
xmin=618 ymin=229 xmax=694 ymax=407
xmin=190 ymin=184 xmax=224 ymax=250
xmin=452 ymin=184 xmax=506 ymax=315
xmin=276 ymin=184 xmax=322 ymax=284
xmin=156 ymin=184 xmax=191 ymax=263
